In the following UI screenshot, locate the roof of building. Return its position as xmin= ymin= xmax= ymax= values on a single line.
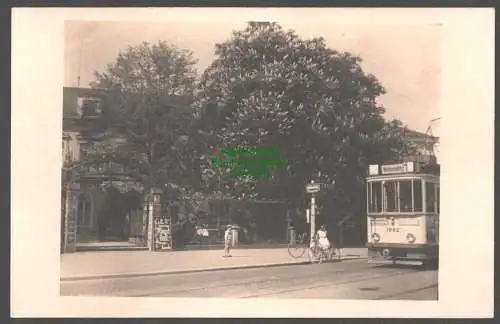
xmin=63 ymin=86 xmax=193 ymax=116
xmin=63 ymin=87 xmax=108 ymax=117
xmin=400 ymin=127 xmax=439 ymax=142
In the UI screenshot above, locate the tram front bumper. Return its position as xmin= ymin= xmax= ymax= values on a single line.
xmin=367 ymin=244 xmax=437 ymax=262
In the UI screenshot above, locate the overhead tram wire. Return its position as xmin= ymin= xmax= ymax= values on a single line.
xmin=378 ymin=85 xmax=441 ymax=157
xmin=383 ymin=86 xmax=437 ymax=112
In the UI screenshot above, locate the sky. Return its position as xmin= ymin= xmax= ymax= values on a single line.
xmin=64 ymin=20 xmax=442 ymax=135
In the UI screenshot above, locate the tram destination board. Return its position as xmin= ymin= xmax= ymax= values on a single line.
xmin=380 ymin=161 xmax=417 ymax=175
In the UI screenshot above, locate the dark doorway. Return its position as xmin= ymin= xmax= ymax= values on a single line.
xmin=122 ymin=189 xmax=143 ymax=242
xmin=97 ymin=186 xmax=128 ymax=241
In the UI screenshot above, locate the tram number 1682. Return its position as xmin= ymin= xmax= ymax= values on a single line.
xmin=386 ymin=227 xmax=400 ymax=232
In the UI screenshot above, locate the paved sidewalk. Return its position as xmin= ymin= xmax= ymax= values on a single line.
xmin=60 ymin=247 xmax=368 ymax=281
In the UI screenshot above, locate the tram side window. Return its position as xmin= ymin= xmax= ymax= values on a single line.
xmin=437 ymin=185 xmax=440 ymax=214
xmin=414 ymin=180 xmax=423 ymax=212
xmin=369 ymin=182 xmax=382 ymax=213
xmin=383 ymin=181 xmax=398 ymax=212
xmin=426 ymin=182 xmax=436 ymax=213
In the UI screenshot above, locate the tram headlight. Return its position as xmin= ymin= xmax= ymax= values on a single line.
xmin=371 ymin=233 xmax=381 ymax=242
xmin=407 ymin=233 xmax=416 ymax=244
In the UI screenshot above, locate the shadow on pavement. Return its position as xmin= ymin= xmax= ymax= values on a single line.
xmin=375 ymin=263 xmax=439 ymax=271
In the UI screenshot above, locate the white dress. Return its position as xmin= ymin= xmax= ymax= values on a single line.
xmin=224 ymin=229 xmax=233 ymax=245
xmin=317 ymin=229 xmax=331 ymax=249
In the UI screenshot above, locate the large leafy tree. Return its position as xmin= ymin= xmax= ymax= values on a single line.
xmin=83 ymin=41 xmax=206 ymax=206
xmin=197 ymin=22 xmax=414 ymax=232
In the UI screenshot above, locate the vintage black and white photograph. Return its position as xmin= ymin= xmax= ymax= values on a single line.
xmin=59 ymin=19 xmax=442 ymax=299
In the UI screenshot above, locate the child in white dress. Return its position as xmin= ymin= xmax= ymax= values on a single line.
xmin=316 ymin=225 xmax=331 ymax=251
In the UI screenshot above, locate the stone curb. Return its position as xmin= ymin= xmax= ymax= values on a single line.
xmin=60 ymin=256 xmax=367 ymax=282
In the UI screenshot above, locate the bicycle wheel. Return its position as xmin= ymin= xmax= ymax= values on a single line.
xmin=326 ymin=247 xmax=336 ymax=262
xmin=288 ymin=243 xmax=307 ymax=258
xmin=309 ymin=246 xmax=321 ymax=262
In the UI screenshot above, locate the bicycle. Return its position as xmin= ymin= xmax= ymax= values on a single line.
xmin=287 ymin=232 xmax=309 ymax=258
xmin=309 ymin=243 xmax=339 ymax=264
xmin=288 ymin=232 xmax=340 ymax=263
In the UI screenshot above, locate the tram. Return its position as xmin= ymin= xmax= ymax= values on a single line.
xmin=366 ymin=159 xmax=439 ymax=266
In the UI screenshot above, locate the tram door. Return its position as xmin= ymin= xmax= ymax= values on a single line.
xmin=367 ymin=180 xmax=382 ymax=244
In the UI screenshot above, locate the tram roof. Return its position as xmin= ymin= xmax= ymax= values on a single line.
xmin=366 ymin=173 xmax=440 ymax=182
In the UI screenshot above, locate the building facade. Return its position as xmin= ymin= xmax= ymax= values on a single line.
xmin=401 ymin=127 xmax=439 ymax=164
xmin=62 ymin=87 xmax=145 ymax=245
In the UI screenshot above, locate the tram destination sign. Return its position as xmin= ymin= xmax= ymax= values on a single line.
xmin=381 ymin=162 xmax=416 ymax=175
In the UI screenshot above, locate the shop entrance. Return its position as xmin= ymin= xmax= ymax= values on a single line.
xmin=97 ymin=187 xmax=142 ymax=241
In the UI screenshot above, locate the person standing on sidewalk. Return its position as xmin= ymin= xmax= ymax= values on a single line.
xmin=201 ymin=224 xmax=210 ymax=245
xmin=223 ymin=224 xmax=233 ymax=257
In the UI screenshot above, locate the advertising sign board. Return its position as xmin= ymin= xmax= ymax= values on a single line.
xmin=153 ymin=217 xmax=172 ymax=251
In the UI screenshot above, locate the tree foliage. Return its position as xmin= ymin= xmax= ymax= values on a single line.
xmin=83 ymin=41 xmax=206 ymax=206
xmin=197 ymin=22 xmax=414 ymax=226
xmin=74 ymin=26 xmax=417 ymax=236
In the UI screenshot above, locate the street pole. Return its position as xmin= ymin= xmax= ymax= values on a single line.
xmin=310 ymin=193 xmax=316 ymax=246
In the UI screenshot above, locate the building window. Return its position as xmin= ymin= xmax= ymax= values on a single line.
xmin=79 ymin=142 xmax=90 ymax=162
xmin=62 ymin=140 xmax=67 ymax=164
xmin=77 ymin=97 xmax=102 ymax=117
xmin=62 ymin=139 xmax=72 ymax=165
xmin=77 ymin=194 xmax=92 ymax=226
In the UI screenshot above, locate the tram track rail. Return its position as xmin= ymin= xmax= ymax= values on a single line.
xmin=374 ymin=284 xmax=438 ymax=300
xmin=124 ymin=263 xmax=428 ymax=298
xmin=238 ymin=269 xmax=417 ymax=299
xmin=61 ymin=259 xmax=436 ymax=299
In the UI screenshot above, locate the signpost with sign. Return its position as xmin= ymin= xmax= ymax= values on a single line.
xmin=304 ymin=180 xmax=335 ymax=245
xmin=305 ymin=181 xmax=318 ymax=246
xmin=306 ymin=183 xmax=320 ymax=193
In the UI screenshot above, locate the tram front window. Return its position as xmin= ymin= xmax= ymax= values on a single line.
xmin=399 ymin=180 xmax=413 ymax=212
xmin=381 ymin=179 xmax=423 ymax=213
xmin=383 ymin=181 xmax=398 ymax=212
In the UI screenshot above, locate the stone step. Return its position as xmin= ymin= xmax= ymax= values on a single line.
xmin=76 ymin=241 xmax=148 ymax=252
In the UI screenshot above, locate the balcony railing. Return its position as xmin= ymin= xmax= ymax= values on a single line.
xmin=79 ymin=162 xmax=128 ymax=175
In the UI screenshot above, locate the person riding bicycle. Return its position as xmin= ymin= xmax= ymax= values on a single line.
xmin=315 ymin=225 xmax=331 ymax=252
